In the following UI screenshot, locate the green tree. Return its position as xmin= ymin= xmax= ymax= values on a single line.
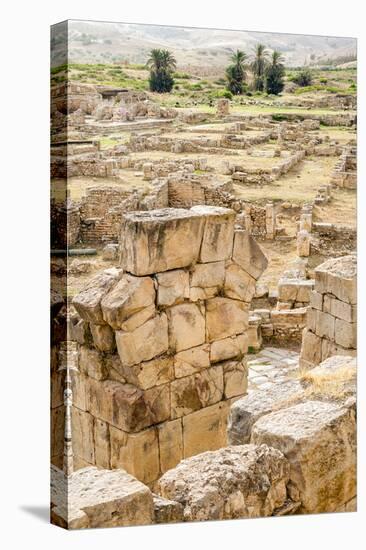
xmin=251 ymin=44 xmax=269 ymax=91
xmin=293 ymin=68 xmax=313 ymax=87
xmin=147 ymin=49 xmax=176 ymax=93
xmin=225 ymin=50 xmax=247 ymax=95
xmin=265 ymin=51 xmax=285 ymax=95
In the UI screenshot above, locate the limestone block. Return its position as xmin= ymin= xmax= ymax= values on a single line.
xmin=297 ymin=230 xmax=310 ymax=257
xmin=157 ymin=418 xmax=183 ymax=473
xmin=190 ymin=261 xmax=225 ymax=301
xmin=334 ymin=318 xmax=357 ymax=349
xmin=94 ymin=419 xmax=110 ymax=469
xmin=323 ymin=294 xmax=357 ymax=323
xmin=167 ymin=303 xmax=205 ymax=352
xmin=79 ymin=346 xmax=107 ymax=381
xmin=300 ymin=328 xmax=322 ymax=367
xmin=210 ymin=333 xmax=248 ymax=363
xmin=222 ymin=359 xmax=248 ymax=399
xmin=51 ymin=369 xmax=65 ymax=409
xmin=232 ymin=230 xmax=268 ymax=280
xmin=70 ymin=318 xmax=91 ymax=346
xmin=278 ymin=280 xmax=298 ymax=302
xmin=73 ymin=268 xmax=123 ymax=324
xmin=51 ymin=465 xmax=154 ymax=528
xmin=251 ymin=401 xmax=356 ymax=513
xmin=72 ymin=408 xmax=95 ymax=465
xmin=321 ymin=338 xmax=357 ymax=363
xmin=158 ymin=444 xmax=289 ymax=521
xmin=228 ymin=380 xmax=305 ymax=445
xmin=206 ymin=297 xmax=248 ymax=342
xmin=153 ymin=494 xmax=184 ymax=524
xmin=310 ymin=290 xmax=323 ymax=311
xmin=51 ymin=405 xmax=65 ymax=459
xmin=171 ymin=365 xmax=224 ymax=418
xmin=116 ymin=314 xmax=169 ymax=367
xmin=90 ymin=323 xmax=115 ymax=352
xmin=224 ymin=262 xmax=256 ymax=302
xmin=102 ymin=243 xmax=119 ymax=261
xmin=315 ymin=255 xmax=356 ymax=304
xmin=190 ymin=206 xmax=235 ymax=262
xmin=174 ymin=344 xmax=210 ymax=378
xmin=315 ymin=310 xmax=335 ymax=340
xmin=156 ymin=269 xmax=189 ymax=307
xmin=119 ymin=208 xmax=205 ymax=276
xmin=71 ymin=371 xmax=88 ymax=411
xmin=182 ymin=400 xmax=230 ymax=459
xmin=101 ymin=274 xmax=156 ymax=331
xmin=121 ymin=355 xmax=174 ymax=390
xmin=110 ymin=426 xmax=160 ymax=484
xmin=306 ymin=307 xmax=317 ymax=333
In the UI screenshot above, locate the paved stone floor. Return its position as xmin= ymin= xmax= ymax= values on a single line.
xmin=247 ymin=347 xmax=300 ymax=392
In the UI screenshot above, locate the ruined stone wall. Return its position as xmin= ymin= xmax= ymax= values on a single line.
xmin=331 ymin=145 xmax=357 ymax=189
xmin=300 ymin=255 xmax=357 ymax=369
xmin=70 ymin=206 xmax=268 ymax=484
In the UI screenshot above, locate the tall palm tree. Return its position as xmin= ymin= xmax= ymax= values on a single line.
xmin=147 ymin=49 xmax=176 ymax=93
xmin=251 ymin=43 xmax=269 ymax=91
xmin=265 ymin=50 xmax=285 ymax=95
xmin=226 ymin=49 xmax=247 ymax=95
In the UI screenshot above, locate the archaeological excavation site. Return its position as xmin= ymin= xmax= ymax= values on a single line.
xmin=50 ymin=20 xmax=357 ymax=529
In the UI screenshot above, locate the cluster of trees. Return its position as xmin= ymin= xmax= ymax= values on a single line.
xmin=226 ymin=44 xmax=285 ymax=96
xmin=147 ymin=49 xmax=176 ymax=93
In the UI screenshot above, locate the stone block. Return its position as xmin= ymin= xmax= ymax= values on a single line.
xmin=334 ymin=318 xmax=357 ymax=349
xmin=323 ymin=294 xmax=356 ymax=323
xmin=121 ymin=355 xmax=174 ymax=390
xmin=190 ymin=261 xmax=225 ymax=301
xmin=153 ymin=494 xmax=184 ymax=524
xmin=110 ymin=426 xmax=160 ymax=484
xmin=157 ymin=418 xmax=183 ymax=473
xmin=51 ymin=405 xmax=65 ymax=459
xmin=79 ymin=346 xmax=107 ymax=381
xmin=222 ymin=359 xmax=248 ymax=399
xmin=297 ymin=230 xmax=310 ymax=257
xmin=116 ymin=314 xmax=169 ymax=367
xmin=94 ymin=419 xmax=110 ymax=469
xmin=156 ymin=269 xmax=189 ymax=306
xmin=310 ymin=290 xmax=323 ymax=311
xmin=315 ymin=310 xmax=335 ymax=340
xmin=224 ymin=262 xmax=256 ymax=302
xmin=206 ymin=297 xmax=248 ymax=342
xmin=191 ymin=205 xmax=235 ymax=262
xmin=101 ymin=274 xmax=156 ymax=331
xmin=232 ymin=230 xmax=268 ymax=280
xmin=300 ymin=328 xmax=322 ymax=367
xmin=72 ymin=408 xmax=95 ymax=465
xmin=174 ymin=344 xmax=210 ymax=378
xmin=90 ymin=323 xmax=115 ymax=352
xmin=171 ymin=365 xmax=224 ymax=419
xmin=315 ymin=255 xmax=356 ymax=304
xmin=167 ymin=303 xmax=205 ymax=352
xmin=71 ymin=370 xmax=88 ymax=411
xmin=73 ymin=268 xmax=122 ymax=324
xmin=182 ymin=401 xmax=230 ymax=459
xmin=210 ymin=333 xmax=248 ymax=363
xmin=251 ymin=401 xmax=356 ymax=513
xmin=119 ymin=208 xmax=205 ymax=276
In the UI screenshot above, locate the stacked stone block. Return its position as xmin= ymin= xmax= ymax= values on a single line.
xmin=71 ymin=206 xmax=268 ymax=484
xmin=299 ymin=255 xmax=357 ymax=369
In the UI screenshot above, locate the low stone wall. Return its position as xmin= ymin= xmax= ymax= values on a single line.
xmin=331 ymin=145 xmax=357 ymax=189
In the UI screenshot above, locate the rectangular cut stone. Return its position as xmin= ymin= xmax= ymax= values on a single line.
xmin=79 ymin=346 xmax=107 ymax=381
xmin=306 ymin=307 xmax=317 ymax=333
xmin=72 ymin=408 xmax=95 ymax=465
xmin=310 ymin=290 xmax=323 ymax=311
xmin=315 ymin=310 xmax=335 ymax=340
xmin=321 ymin=338 xmax=357 ymax=362
xmin=167 ymin=303 xmax=205 ymax=352
xmin=190 ymin=205 xmax=235 ymax=262
xmin=171 ymin=365 xmax=224 ymax=419
xmin=206 ymin=297 xmax=249 ymax=342
xmin=110 ymin=426 xmax=160 ymax=484
xmin=157 ymin=419 xmax=183 ymax=473
xmin=51 ymin=405 xmax=65 ymax=459
xmin=156 ymin=269 xmax=190 ymax=307
xmin=101 ymin=274 xmax=156 ymax=330
xmin=71 ymin=371 xmax=88 ymax=411
xmin=300 ymin=328 xmax=322 ymax=367
xmin=324 ymin=295 xmax=356 ymax=323
xmin=174 ymin=344 xmax=210 ymax=378
xmin=232 ymin=230 xmax=268 ymax=280
xmin=190 ymin=261 xmax=225 ymax=301
xmin=94 ymin=419 xmax=111 ymax=469
xmin=222 ymin=359 xmax=248 ymax=399
xmin=334 ymin=318 xmax=357 ymax=349
xmin=224 ymin=262 xmax=256 ymax=302
xmin=90 ymin=323 xmax=115 ymax=352
xmin=116 ymin=314 xmax=169 ymax=367
xmin=210 ymin=333 xmax=248 ymax=363
xmin=73 ymin=268 xmax=122 ymax=324
xmin=121 ymin=355 xmax=174 ymax=390
xmin=182 ymin=401 xmax=229 ymax=458
xmin=120 ymin=208 xmax=205 ymax=276
xmin=315 ymin=255 xmax=356 ymax=304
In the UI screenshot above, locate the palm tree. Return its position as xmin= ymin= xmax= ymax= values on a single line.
xmin=147 ymin=49 xmax=176 ymax=93
xmin=251 ymin=44 xmax=269 ymax=91
xmin=265 ymin=50 xmax=286 ymax=95
xmin=226 ymin=49 xmax=247 ymax=95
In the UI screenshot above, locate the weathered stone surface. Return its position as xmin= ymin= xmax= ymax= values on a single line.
xmin=182 ymin=401 xmax=230 ymax=458
xmin=156 ymin=269 xmax=189 ymax=306
xmin=206 ymin=297 xmax=248 ymax=342
xmin=232 ymin=230 xmax=268 ymax=280
xmin=222 ymin=359 xmax=248 ymax=399
xmin=191 ymin=205 xmax=235 ymax=263
xmin=334 ymin=318 xmax=357 ymax=349
xmin=90 ymin=323 xmax=115 ymax=352
xmin=153 ymin=494 xmax=184 ymax=524
xmin=297 ymin=229 xmax=310 ymax=257
xmin=171 ymin=365 xmax=223 ymax=418
xmin=251 ymin=401 xmax=356 ymax=513
xmin=121 ymin=355 xmax=174 ymax=390
xmin=323 ymin=294 xmax=357 ymax=323
xmin=310 ymin=290 xmax=323 ymax=311
xmin=228 ymin=380 xmax=305 ymax=445
xmin=101 ymin=274 xmax=156 ymax=331
xmin=72 ymin=408 xmax=95 ymax=465
xmin=94 ymin=419 xmax=111 ymax=469
xmin=73 ymin=268 xmax=122 ymax=324
xmin=315 ymin=310 xmax=335 ymax=340
xmin=190 ymin=261 xmax=225 ymax=301
xmin=51 ymin=465 xmax=154 ymax=529
xmin=300 ymin=328 xmax=322 ymax=367
xmin=174 ymin=344 xmax=210 ymax=378
xmin=102 ymin=243 xmax=119 ymax=261
xmin=79 ymin=346 xmax=107 ymax=381
xmin=224 ymin=262 xmax=256 ymax=302
xmin=120 ymin=209 xmax=205 ymax=275
xmin=315 ymin=255 xmax=357 ymax=304
xmin=210 ymin=333 xmax=248 ymax=363
xmin=110 ymin=426 xmax=160 ymax=483
xmin=167 ymin=303 xmax=205 ymax=352
xmin=70 ymin=318 xmax=91 ymax=346
xmin=116 ymin=314 xmax=169 ymax=367
xmin=157 ymin=419 xmax=183 ymax=473
xmin=158 ymin=445 xmax=289 ymax=521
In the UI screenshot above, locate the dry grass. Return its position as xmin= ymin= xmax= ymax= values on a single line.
xmin=298 ymin=364 xmax=356 ymax=400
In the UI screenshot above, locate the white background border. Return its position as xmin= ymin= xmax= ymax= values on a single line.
xmin=1 ymin=0 xmax=364 ymax=547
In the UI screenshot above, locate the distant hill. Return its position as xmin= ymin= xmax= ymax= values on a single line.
xmin=54 ymin=20 xmax=356 ymax=69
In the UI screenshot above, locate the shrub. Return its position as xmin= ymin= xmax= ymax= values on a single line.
xmin=293 ymin=69 xmax=313 ymax=87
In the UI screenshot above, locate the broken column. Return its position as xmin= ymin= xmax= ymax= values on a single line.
xmin=216 ymin=98 xmax=230 ymax=117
